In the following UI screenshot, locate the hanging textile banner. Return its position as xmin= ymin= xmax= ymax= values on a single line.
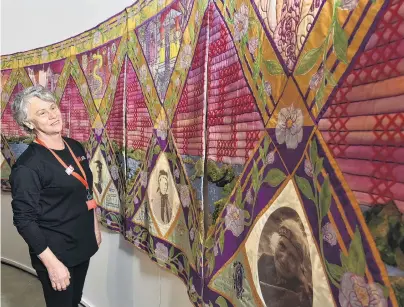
xmin=1 ymin=0 xmax=403 ymax=306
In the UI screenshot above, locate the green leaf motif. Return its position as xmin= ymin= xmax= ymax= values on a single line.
xmin=252 ymin=162 xmax=260 ymax=192
xmin=153 ymin=145 xmax=161 ymax=155
xmin=170 ymin=263 xmax=178 ymax=275
xmin=314 ymin=157 xmax=324 ymax=177
xmin=295 ymin=46 xmax=324 ymax=75
xmin=244 ymin=210 xmax=251 ymax=220
xmin=134 ymin=225 xmax=141 ymax=233
xmin=264 ymin=168 xmax=287 ymax=187
xmin=326 ymin=260 xmax=345 ymax=282
xmin=333 ymin=21 xmax=348 ymax=64
xmin=259 ymin=147 xmax=265 ymax=161
xmin=347 ymin=227 xmax=366 ymax=277
xmin=265 ymin=60 xmax=284 ymax=75
xmin=340 ymin=252 xmax=349 ymax=271
xmin=264 ymin=137 xmax=270 ymax=155
xmin=325 ymin=70 xmax=337 ymax=86
xmin=205 ymin=236 xmax=214 ymax=249
xmin=295 ymin=175 xmax=315 ymax=202
xmin=315 ymin=80 xmax=326 ymax=107
xmin=219 ymin=230 xmax=225 ymax=254
xmin=169 ymin=246 xmax=174 ymax=258
xmin=319 ymin=176 xmax=332 ymax=219
xmin=216 ymin=296 xmax=228 ymax=307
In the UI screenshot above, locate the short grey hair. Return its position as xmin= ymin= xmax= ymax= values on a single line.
xmin=12 ymin=85 xmax=56 ymax=132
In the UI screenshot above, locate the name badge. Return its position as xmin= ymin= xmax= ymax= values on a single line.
xmin=65 ymin=165 xmax=74 ymax=175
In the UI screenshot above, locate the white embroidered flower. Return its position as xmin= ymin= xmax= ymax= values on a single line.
xmin=190 ymin=228 xmax=195 ymax=241
xmin=245 ymin=188 xmax=253 ymax=205
xmin=178 ymin=261 xmax=184 ymax=272
xmin=125 ymin=230 xmax=134 ymax=240
xmin=110 ymin=165 xmax=119 ymax=181
xmin=213 ymin=244 xmax=219 ymax=256
xmin=275 ymin=105 xmax=304 ymax=149
xmin=134 ymin=196 xmax=139 ymax=205
xmin=180 ymin=44 xmax=192 ymax=70
xmin=225 ymin=204 xmax=244 ymax=237
xmin=248 ymin=37 xmax=259 ymax=54
xmin=139 ymin=64 xmax=148 ymax=84
xmin=266 ymin=150 xmax=275 ymax=165
xmin=174 ymin=168 xmax=180 ymax=179
xmin=155 ymin=242 xmax=169 ymax=262
xmin=95 ymin=127 xmax=103 ymax=137
xmin=41 ymin=49 xmax=49 ymax=61
xmin=175 ymin=77 xmax=180 ymax=87
xmin=304 ymin=159 xmax=313 ymax=178
xmin=233 ymin=4 xmax=249 ymax=42
xmin=339 ymin=0 xmax=359 ymax=11
xmin=133 ymin=238 xmax=141 ymax=247
xmin=82 ymin=54 xmax=88 ymax=71
xmin=322 ymin=222 xmax=337 ymax=246
xmin=140 ymin=171 xmax=148 ymax=187
xmin=107 ymin=219 xmax=112 ymax=226
xmin=180 ymin=185 xmax=191 ymax=208
xmin=93 ymin=31 xmax=102 ymax=45
xmin=156 ymin=119 xmax=168 ymax=140
xmin=264 ymin=81 xmax=272 ymax=97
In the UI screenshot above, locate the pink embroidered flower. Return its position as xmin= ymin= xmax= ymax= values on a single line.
xmin=340 ymin=0 xmax=359 ymax=11
xmin=155 ymin=242 xmax=169 ymax=262
xmin=304 ymin=158 xmax=313 ymax=178
xmin=309 ymin=66 xmax=325 ymax=90
xmin=322 ymin=222 xmax=337 ymax=246
xmin=233 ymin=4 xmax=249 ymax=42
xmin=225 ymin=204 xmax=244 ymax=237
xmin=248 ymin=37 xmax=259 ymax=54
xmin=275 ymin=105 xmax=303 ymax=149
xmin=339 ymin=273 xmax=387 ymax=307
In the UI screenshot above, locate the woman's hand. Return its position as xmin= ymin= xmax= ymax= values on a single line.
xmin=38 ymin=248 xmax=70 ymax=291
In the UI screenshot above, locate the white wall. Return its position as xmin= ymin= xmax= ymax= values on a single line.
xmin=1 ymin=1 xmax=192 ymax=306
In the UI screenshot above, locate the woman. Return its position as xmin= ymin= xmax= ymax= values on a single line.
xmin=9 ymin=85 xmax=101 ymax=307
xmin=258 ymin=218 xmax=313 ymax=307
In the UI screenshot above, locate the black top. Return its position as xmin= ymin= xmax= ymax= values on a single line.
xmin=10 ymin=137 xmax=98 ymax=270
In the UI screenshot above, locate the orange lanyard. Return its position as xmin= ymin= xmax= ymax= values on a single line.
xmin=35 ymin=138 xmax=89 ymax=190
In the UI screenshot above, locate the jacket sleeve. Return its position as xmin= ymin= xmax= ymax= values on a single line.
xmin=10 ymin=165 xmax=47 ymax=255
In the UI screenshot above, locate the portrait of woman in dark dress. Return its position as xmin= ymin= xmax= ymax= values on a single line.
xmin=257 ymin=207 xmax=313 ymax=307
xmin=9 ymin=85 xmax=101 ymax=307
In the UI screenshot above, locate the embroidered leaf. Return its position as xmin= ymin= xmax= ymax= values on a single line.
xmin=169 ymin=246 xmax=174 ymax=258
xmin=315 ymin=80 xmax=326 ymax=107
xmin=134 ymin=225 xmax=141 ymax=233
xmin=236 ymin=187 xmax=243 ymax=209
xmin=376 ymin=283 xmax=390 ymax=298
xmin=310 ymin=137 xmax=318 ymax=164
xmin=208 ymin=252 xmax=215 ymax=276
xmin=265 ymin=60 xmax=284 ymax=75
xmin=252 ymin=161 xmax=260 ymax=192
xmin=314 ymin=157 xmax=324 ymax=177
xmin=153 ymin=145 xmax=161 ymax=155
xmin=396 ymin=247 xmax=404 ymax=270
xmin=205 ymin=236 xmax=215 ymax=249
xmin=244 ymin=210 xmax=251 ymax=220
xmin=264 ymin=137 xmax=270 ymax=154
xmin=347 ymin=227 xmax=366 ymax=277
xmin=319 ymin=176 xmax=332 ymax=218
xmin=333 ymin=21 xmax=348 ymax=64
xmin=219 ymin=230 xmax=225 ymax=254
xmin=259 ymin=147 xmax=265 ymax=162
xmin=216 ymin=296 xmax=229 ymax=307
xmin=295 ymin=175 xmax=315 ymax=202
xmin=170 ymin=263 xmax=178 ymax=275
xmin=264 ymin=168 xmax=287 ymax=187
xmin=326 ymin=260 xmax=345 ymax=282
xmin=325 ymin=70 xmax=337 ymax=86
xmin=340 ymin=252 xmax=349 ymax=271
xmin=295 ymin=46 xmax=324 ymax=75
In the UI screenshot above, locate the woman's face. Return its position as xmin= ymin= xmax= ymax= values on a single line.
xmin=26 ymin=97 xmax=63 ymax=135
xmin=274 ymin=236 xmax=300 ymax=279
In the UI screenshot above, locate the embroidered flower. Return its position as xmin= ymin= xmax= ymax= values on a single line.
xmin=245 ymin=188 xmax=253 ymax=205
xmin=189 ymin=284 xmax=197 ymax=297
xmin=248 ymin=37 xmax=259 ymax=54
xmin=140 ymin=171 xmax=148 ymax=188
xmin=133 ymin=238 xmax=141 ymax=247
xmin=304 ymin=158 xmax=313 ymax=178
xmin=107 ymin=155 xmax=111 ymax=162
xmin=213 ymin=244 xmax=219 ymax=256
xmin=174 ymin=168 xmax=180 ymax=179
xmin=233 ymin=4 xmax=249 ymax=42
xmin=41 ymin=49 xmax=49 ymax=61
xmin=155 ymin=242 xmax=169 ymax=262
xmin=156 ymin=119 xmax=168 ymax=140
xmin=175 ymin=77 xmax=180 ymax=88
xmin=225 ymin=204 xmax=244 ymax=237
xmin=309 ymin=66 xmax=325 ymax=90
xmin=275 ymin=105 xmax=304 ymax=149
xmin=82 ymin=55 xmax=88 ymax=71
xmin=93 ymin=31 xmax=102 ymax=45
xmin=180 ymin=44 xmax=192 ymax=69
xmin=139 ymin=64 xmax=148 ymax=84
xmin=95 ymin=127 xmax=103 ymax=137
xmin=264 ymin=81 xmax=272 ymax=97
xmin=266 ymin=150 xmax=275 ymax=165
xmin=339 ymin=0 xmax=359 ymax=11
xmin=134 ymin=196 xmax=139 ymax=205
xmin=178 ymin=261 xmax=184 ymax=273
xmin=339 ymin=272 xmax=387 ymax=307
xmin=190 ymin=228 xmax=195 ymax=241
xmin=107 ymin=219 xmax=112 ymax=226
xmin=322 ymin=222 xmax=337 ymax=246
xmin=146 ymin=84 xmax=151 ymax=94
xmin=110 ymin=165 xmax=119 ymax=181
xmin=180 ymin=185 xmax=191 ymax=208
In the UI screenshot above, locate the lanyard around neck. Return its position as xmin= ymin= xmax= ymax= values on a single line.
xmin=35 ymin=138 xmax=89 ymax=190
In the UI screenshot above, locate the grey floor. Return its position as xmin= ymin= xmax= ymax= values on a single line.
xmin=1 ymin=263 xmax=84 ymax=307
